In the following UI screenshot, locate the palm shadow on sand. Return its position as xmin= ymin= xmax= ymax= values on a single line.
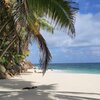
xmin=0 ymin=79 xmax=100 ymax=100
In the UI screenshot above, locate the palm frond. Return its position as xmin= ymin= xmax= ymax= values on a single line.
xmin=27 ymin=16 xmax=52 ymax=74
xmin=35 ymin=34 xmax=52 ymax=74
xmin=27 ymin=0 xmax=78 ymax=36
xmin=39 ymin=18 xmax=54 ymax=33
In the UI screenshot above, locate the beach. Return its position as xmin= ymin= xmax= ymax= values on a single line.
xmin=0 ymin=69 xmax=100 ymax=100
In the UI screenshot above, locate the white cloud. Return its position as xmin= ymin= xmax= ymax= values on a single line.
xmin=94 ymin=4 xmax=100 ymax=9
xmin=41 ymin=12 xmax=100 ymax=48
xmin=89 ymin=46 xmax=100 ymax=56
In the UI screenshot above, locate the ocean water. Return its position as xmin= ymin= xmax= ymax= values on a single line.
xmin=46 ymin=63 xmax=100 ymax=74
xmin=35 ymin=63 xmax=100 ymax=74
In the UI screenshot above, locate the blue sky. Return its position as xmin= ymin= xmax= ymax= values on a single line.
xmin=27 ymin=0 xmax=100 ymax=63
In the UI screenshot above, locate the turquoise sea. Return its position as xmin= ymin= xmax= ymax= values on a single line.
xmin=45 ymin=63 xmax=100 ymax=74
xmin=48 ymin=63 xmax=100 ymax=74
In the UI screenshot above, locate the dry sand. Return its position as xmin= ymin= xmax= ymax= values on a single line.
xmin=0 ymin=69 xmax=100 ymax=100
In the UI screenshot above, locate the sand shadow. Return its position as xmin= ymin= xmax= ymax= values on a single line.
xmin=0 ymin=79 xmax=35 ymax=89
xmin=0 ymin=79 xmax=56 ymax=100
xmin=0 ymin=79 xmax=100 ymax=100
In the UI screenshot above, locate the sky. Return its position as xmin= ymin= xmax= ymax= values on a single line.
xmin=27 ymin=0 xmax=100 ymax=64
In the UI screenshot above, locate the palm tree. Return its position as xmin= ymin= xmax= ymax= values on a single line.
xmin=0 ymin=0 xmax=78 ymax=74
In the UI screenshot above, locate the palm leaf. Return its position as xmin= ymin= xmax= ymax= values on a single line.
xmin=39 ymin=18 xmax=54 ymax=33
xmin=27 ymin=16 xmax=52 ymax=74
xmin=35 ymin=34 xmax=52 ymax=74
xmin=27 ymin=0 xmax=78 ymax=35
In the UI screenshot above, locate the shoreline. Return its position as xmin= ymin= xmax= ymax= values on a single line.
xmin=0 ymin=69 xmax=100 ymax=100
xmin=47 ymin=69 xmax=100 ymax=76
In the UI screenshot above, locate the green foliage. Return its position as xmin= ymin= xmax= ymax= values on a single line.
xmin=39 ymin=18 xmax=54 ymax=33
xmin=1 ymin=57 xmax=8 ymax=65
xmin=14 ymin=54 xmax=25 ymax=62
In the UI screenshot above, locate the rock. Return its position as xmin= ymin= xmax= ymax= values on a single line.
xmin=0 ymin=65 xmax=6 ymax=73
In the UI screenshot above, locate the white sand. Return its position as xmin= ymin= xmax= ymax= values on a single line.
xmin=0 ymin=69 xmax=100 ymax=100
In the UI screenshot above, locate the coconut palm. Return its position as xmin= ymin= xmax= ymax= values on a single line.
xmin=0 ymin=0 xmax=78 ymax=74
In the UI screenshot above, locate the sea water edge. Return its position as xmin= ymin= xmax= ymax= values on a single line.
xmin=35 ymin=63 xmax=100 ymax=75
